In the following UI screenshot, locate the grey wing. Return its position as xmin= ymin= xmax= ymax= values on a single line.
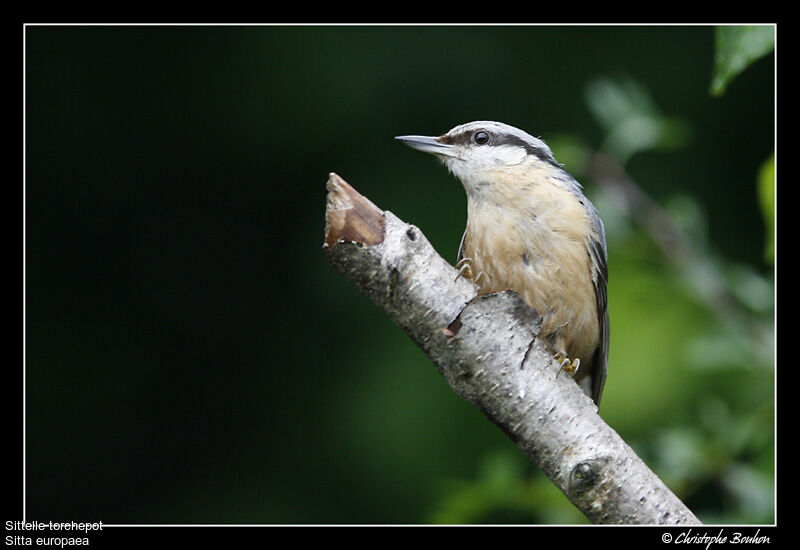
xmin=586 ymin=215 xmax=609 ymax=407
xmin=552 ymin=170 xmax=609 ymax=405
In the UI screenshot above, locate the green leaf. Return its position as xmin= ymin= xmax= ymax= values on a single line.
xmin=757 ymin=153 xmax=775 ymax=264
xmin=722 ymin=463 xmax=774 ymax=522
xmin=584 ymin=77 xmax=690 ymax=162
xmin=427 ymin=449 xmax=587 ymax=524
xmin=711 ymin=26 xmax=774 ymax=96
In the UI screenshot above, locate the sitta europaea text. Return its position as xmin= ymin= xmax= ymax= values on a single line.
xmin=396 ymin=121 xmax=609 ymax=406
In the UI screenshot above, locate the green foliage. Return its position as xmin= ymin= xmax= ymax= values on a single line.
xmin=711 ymin=26 xmax=774 ymax=96
xmin=758 ymin=153 xmax=775 ymax=264
xmin=428 ymin=449 xmax=587 ymax=524
xmin=584 ymin=77 xmax=691 ymax=163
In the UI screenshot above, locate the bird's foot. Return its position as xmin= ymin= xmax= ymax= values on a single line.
xmin=554 ymin=352 xmax=581 ymax=378
xmin=454 ymin=258 xmax=483 ymax=284
xmin=454 ymin=257 xmax=473 ymax=281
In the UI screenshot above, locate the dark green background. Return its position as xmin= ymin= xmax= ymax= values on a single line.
xmin=25 ymin=25 xmax=774 ymax=524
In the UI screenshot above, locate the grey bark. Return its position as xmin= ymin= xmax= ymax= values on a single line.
xmin=323 ymin=172 xmax=701 ymax=525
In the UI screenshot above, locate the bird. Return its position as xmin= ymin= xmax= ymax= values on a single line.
xmin=395 ymin=121 xmax=609 ymax=406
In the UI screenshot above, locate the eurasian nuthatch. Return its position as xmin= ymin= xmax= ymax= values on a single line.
xmin=396 ymin=121 xmax=609 ymax=406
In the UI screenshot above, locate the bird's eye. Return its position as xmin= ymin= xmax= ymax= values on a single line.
xmin=472 ymin=131 xmax=490 ymax=145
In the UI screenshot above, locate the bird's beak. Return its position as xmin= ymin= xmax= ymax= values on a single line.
xmin=395 ymin=135 xmax=457 ymax=157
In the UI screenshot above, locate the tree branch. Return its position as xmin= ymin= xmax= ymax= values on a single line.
xmin=322 ymin=172 xmax=701 ymax=525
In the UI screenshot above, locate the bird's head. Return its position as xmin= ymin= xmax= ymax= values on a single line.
xmin=395 ymin=121 xmax=560 ymax=196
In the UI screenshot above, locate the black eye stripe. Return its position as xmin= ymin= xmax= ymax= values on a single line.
xmin=439 ymin=130 xmax=559 ymax=166
xmin=438 ymin=132 xmax=477 ymax=146
xmin=440 ymin=130 xmax=490 ymax=146
xmin=494 ymin=134 xmax=560 ymax=166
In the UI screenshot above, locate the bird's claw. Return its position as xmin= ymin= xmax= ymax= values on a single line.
xmin=455 ymin=258 xmax=485 ymax=284
xmin=554 ymin=352 xmax=581 ymax=378
xmin=455 ymin=258 xmax=474 ymax=281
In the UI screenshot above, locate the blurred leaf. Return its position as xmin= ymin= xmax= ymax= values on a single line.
xmin=698 ymin=397 xmax=770 ymax=460
xmin=757 ymin=153 xmax=775 ymax=264
xmin=428 ymin=450 xmax=526 ymax=524
xmin=711 ymin=26 xmax=774 ymax=96
xmin=427 ymin=449 xmax=587 ymax=524
xmin=724 ymin=263 xmax=774 ymax=314
xmin=685 ymin=331 xmax=753 ymax=371
xmin=649 ymin=397 xmax=773 ymax=523
xmin=651 ymin=428 xmax=711 ymax=489
xmin=664 ymin=194 xmax=708 ymax=248
xmin=478 ymin=449 xmax=525 ymax=483
xmin=586 ymin=77 xmax=656 ymax=130
xmin=584 ymin=77 xmax=690 ymax=162
xmin=722 ymin=463 xmax=774 ymax=522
